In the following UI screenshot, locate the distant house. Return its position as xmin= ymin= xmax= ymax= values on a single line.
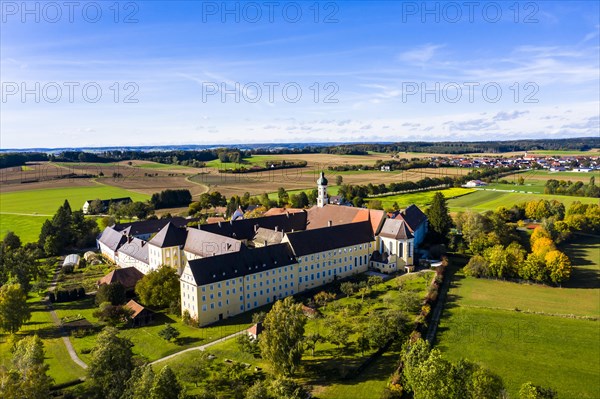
xmin=83 ymin=197 xmax=132 ymax=214
xmin=98 ymin=267 xmax=145 ymax=292
xmin=380 ymin=165 xmax=391 ymax=172
xmin=463 ymin=180 xmax=487 ymax=188
xmin=124 ymin=300 xmax=153 ymax=327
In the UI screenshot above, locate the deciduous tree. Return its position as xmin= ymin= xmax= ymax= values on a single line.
xmin=259 ymin=297 xmax=306 ymax=376
xmin=88 ymin=327 xmax=134 ymax=399
xmin=0 ymin=283 xmax=30 ymax=333
xmin=135 ymin=265 xmax=180 ymax=309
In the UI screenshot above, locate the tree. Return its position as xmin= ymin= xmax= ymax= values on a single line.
xmin=0 ymin=246 xmax=40 ymax=292
xmin=313 ymin=291 xmax=336 ymax=307
xmin=150 ymin=366 xmax=182 ymax=399
xmin=246 ymin=380 xmax=273 ymax=399
xmin=270 ymin=376 xmax=308 ymax=399
xmin=88 ymin=327 xmax=134 ymax=399
xmin=93 ymin=302 xmax=133 ymax=326
xmin=519 ymin=382 xmax=557 ymax=398
xmin=304 ymin=332 xmax=322 ymax=356
xmin=340 ymin=281 xmax=356 ymax=297
xmin=469 ymin=367 xmax=504 ymax=399
xmin=88 ymin=199 xmax=105 ymax=214
xmin=531 ymin=237 xmax=555 ymax=258
xmin=401 ymin=338 xmax=432 ymax=395
xmin=0 ymin=335 xmax=53 ymax=399
xmin=95 ymin=282 xmax=126 ymax=306
xmin=135 ymin=265 xmax=180 ymax=309
xmin=357 ymin=334 xmax=370 ymax=355
xmin=259 ymin=297 xmax=306 ymax=376
xmin=158 ymin=324 xmax=180 ymax=342
xmin=426 ymin=192 xmax=454 ymax=244
xmin=327 ymin=319 xmax=353 ymax=349
xmin=2 ymin=231 xmax=21 ymax=250
xmin=123 ymin=365 xmax=154 ymax=399
xmin=545 ymin=250 xmax=571 ymax=285
xmin=0 ymin=283 xmax=30 ymax=333
xmin=336 ymin=175 xmax=343 ymax=186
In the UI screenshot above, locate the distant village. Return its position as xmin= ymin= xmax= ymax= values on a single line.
xmin=409 ymin=152 xmax=599 ymax=172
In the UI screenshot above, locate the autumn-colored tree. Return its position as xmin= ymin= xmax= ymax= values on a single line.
xmin=531 ymin=237 xmax=555 ymax=258
xmin=545 ymin=250 xmax=571 ymax=285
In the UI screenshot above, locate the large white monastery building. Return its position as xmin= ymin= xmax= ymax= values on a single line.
xmin=98 ymin=172 xmax=428 ymax=326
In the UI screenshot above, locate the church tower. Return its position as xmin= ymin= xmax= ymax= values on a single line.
xmin=317 ymin=171 xmax=328 ymax=208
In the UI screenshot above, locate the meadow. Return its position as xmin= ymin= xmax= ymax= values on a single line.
xmin=366 ymin=187 xmax=475 ymax=209
xmin=0 ymin=263 xmax=85 ymax=386
xmin=175 ymin=271 xmax=434 ymax=399
xmin=447 ymin=190 xmax=599 ymax=213
xmin=436 ymin=238 xmax=600 ymax=398
xmin=0 ymin=185 xmax=149 ymax=242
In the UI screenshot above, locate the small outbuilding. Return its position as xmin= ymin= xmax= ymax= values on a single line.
xmin=247 ymin=322 xmax=264 ymax=340
xmin=63 ymin=254 xmax=81 ymax=268
xmin=98 ymin=267 xmax=144 ymax=292
xmin=124 ymin=299 xmax=154 ymax=327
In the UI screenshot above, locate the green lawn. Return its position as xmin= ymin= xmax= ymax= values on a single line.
xmin=447 ymin=190 xmax=599 ymax=213
xmin=366 ymin=187 xmax=475 ymax=209
xmin=0 ymin=292 xmax=85 ymax=386
xmin=0 ymin=186 xmax=149 ymax=242
xmin=187 ymin=272 xmax=434 ymax=399
xmin=436 ymin=239 xmax=600 ymax=398
xmin=55 ymin=298 xmax=261 ymax=364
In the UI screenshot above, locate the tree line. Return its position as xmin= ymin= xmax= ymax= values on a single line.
xmin=544 ymin=176 xmax=599 ymax=198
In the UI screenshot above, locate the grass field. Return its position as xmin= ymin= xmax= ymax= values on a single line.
xmin=436 ymin=238 xmax=600 ymax=398
xmin=447 ymin=190 xmax=599 ymax=213
xmin=366 ymin=187 xmax=475 ymax=209
xmin=0 ymin=185 xmax=149 ymax=242
xmin=0 ymin=292 xmax=85 ymax=386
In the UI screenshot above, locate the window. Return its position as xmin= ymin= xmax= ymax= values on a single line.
xmin=218 ymin=301 xmax=222 ymax=307
xmin=202 ymin=305 xmax=207 ymax=311
xmin=202 ymin=295 xmax=206 ymax=301
xmin=210 ymin=294 xmax=214 ymax=300
xmin=218 ymin=292 xmax=222 ymax=298
xmin=240 ymin=295 xmax=243 ymax=301
xmin=210 ymin=303 xmax=214 ymax=309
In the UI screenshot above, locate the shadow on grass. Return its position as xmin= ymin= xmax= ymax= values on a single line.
xmin=561 ymin=235 xmax=600 ymax=289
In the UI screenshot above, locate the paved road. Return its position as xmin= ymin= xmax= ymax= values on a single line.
xmin=46 ymin=266 xmax=88 ymax=370
xmin=150 ymin=330 xmax=246 ymax=365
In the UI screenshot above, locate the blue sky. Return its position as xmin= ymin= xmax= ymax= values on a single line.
xmin=1 ymin=1 xmax=599 ymax=148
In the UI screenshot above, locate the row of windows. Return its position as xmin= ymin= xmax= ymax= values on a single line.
xmin=299 ymin=245 xmax=369 ymax=263
xmin=199 ymin=290 xmax=295 ymax=313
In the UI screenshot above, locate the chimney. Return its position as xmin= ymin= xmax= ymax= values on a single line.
xmin=264 ymin=240 xmax=268 ymax=247
xmin=254 ymin=224 xmax=259 ymax=233
xmin=218 ymin=221 xmax=222 ymax=228
xmin=128 ymin=236 xmax=133 ymax=243
xmin=328 ymin=220 xmax=333 ymax=227
xmin=274 ymin=226 xmax=279 ymax=232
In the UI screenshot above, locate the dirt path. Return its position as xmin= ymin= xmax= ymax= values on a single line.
xmin=46 ymin=266 xmax=88 ymax=370
xmin=150 ymin=330 xmax=246 ymax=365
